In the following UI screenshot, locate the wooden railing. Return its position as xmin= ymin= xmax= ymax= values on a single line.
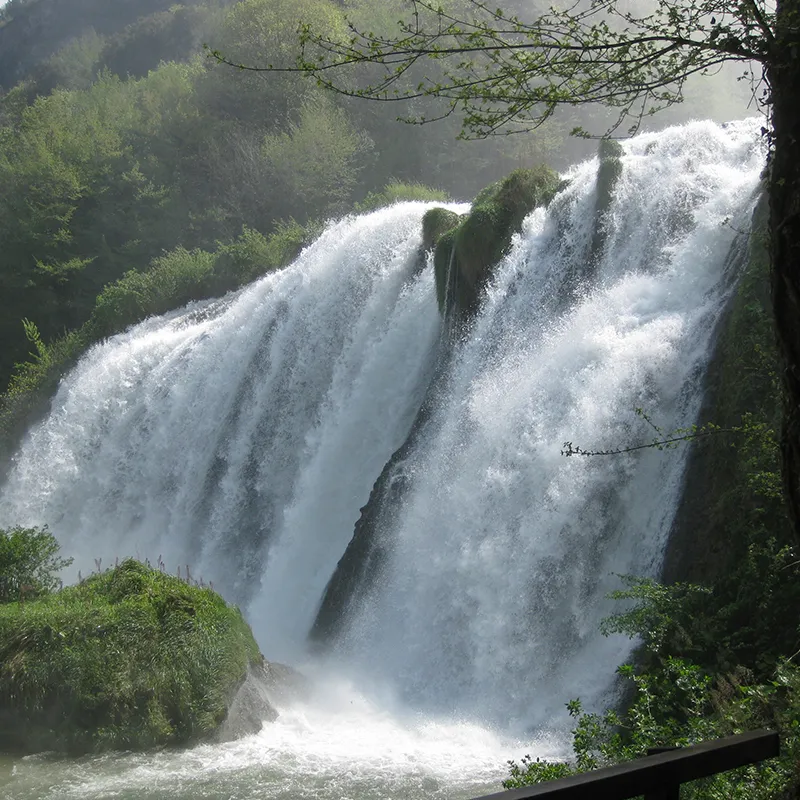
xmin=471 ymin=729 xmax=780 ymax=800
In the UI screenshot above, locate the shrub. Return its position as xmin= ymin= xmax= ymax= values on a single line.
xmin=355 ymin=181 xmax=449 ymax=212
xmin=504 ymin=578 xmax=800 ymax=799
xmin=0 ymin=525 xmax=72 ymax=603
xmin=213 ymin=220 xmax=310 ymax=288
xmin=88 ymin=246 xmax=217 ymax=338
xmin=0 ymin=559 xmax=262 ymax=754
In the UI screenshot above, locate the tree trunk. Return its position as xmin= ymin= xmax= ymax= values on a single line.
xmin=768 ymin=0 xmax=800 ymax=539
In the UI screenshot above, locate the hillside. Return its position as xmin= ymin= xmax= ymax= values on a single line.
xmin=0 ymin=0 xmax=226 ymax=89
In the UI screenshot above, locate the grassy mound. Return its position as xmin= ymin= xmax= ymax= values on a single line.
xmin=0 ymin=559 xmax=262 ymax=755
xmin=434 ymin=166 xmax=562 ymax=317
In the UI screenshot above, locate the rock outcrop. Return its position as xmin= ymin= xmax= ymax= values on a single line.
xmin=432 ymin=166 xmax=563 ymax=319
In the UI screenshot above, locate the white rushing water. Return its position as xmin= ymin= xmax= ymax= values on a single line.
xmin=1 ymin=678 xmax=547 ymax=800
xmin=0 ymin=119 xmax=765 ymax=798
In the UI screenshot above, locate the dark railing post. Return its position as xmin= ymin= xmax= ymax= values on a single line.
xmin=644 ymin=747 xmax=680 ymax=800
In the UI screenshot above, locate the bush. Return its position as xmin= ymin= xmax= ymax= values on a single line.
xmin=88 ymin=246 xmax=218 ymax=338
xmin=355 ymin=181 xmax=450 ymax=212
xmin=0 ymin=559 xmax=262 ymax=754
xmin=504 ymin=579 xmax=800 ymax=799
xmin=213 ymin=220 xmax=311 ymax=288
xmin=0 ymin=525 xmax=72 ymax=603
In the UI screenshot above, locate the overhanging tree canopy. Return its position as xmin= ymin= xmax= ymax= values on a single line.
xmin=210 ymin=0 xmax=773 ymax=138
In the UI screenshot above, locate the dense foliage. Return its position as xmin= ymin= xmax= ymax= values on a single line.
xmin=505 ymin=587 xmax=800 ymax=799
xmin=0 ymin=524 xmax=72 ymax=602
xmin=0 ymin=221 xmax=316 ymax=451
xmin=0 ymin=557 xmax=262 ymax=754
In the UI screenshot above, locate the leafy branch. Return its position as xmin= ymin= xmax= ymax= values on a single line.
xmin=207 ymin=0 xmax=775 ymax=138
xmin=561 ymin=408 xmax=739 ymax=457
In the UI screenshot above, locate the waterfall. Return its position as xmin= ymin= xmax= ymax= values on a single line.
xmin=0 ymin=119 xmax=764 ymax=736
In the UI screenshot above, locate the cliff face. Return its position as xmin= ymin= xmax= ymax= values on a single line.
xmin=663 ymin=194 xmax=791 ymax=586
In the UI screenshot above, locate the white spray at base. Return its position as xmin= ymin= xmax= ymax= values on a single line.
xmin=0 ymin=120 xmax=764 ymax=795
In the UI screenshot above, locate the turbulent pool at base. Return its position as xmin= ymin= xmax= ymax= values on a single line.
xmin=0 ymin=677 xmax=551 ymax=800
xmin=0 ymin=119 xmax=765 ymax=799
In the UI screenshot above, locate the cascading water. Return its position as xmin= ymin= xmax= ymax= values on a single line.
xmin=0 ymin=119 xmax=765 ymax=799
xmin=0 ymin=206 xmax=448 ymax=617
xmin=314 ymin=118 xmax=766 ymax=731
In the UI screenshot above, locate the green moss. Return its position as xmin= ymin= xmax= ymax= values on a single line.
xmin=433 ymin=165 xmax=562 ymax=317
xmin=664 ymin=194 xmax=797 ymax=673
xmin=421 ymin=207 xmax=461 ymax=252
xmin=0 ymin=560 xmax=262 ymax=755
xmin=433 ymin=227 xmax=459 ymax=314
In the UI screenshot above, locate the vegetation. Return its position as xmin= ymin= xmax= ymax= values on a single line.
xmin=433 ymin=166 xmax=562 ymax=316
xmin=0 ymin=0 xmax=566 ymax=450
xmin=0 ymin=524 xmax=72 ymax=603
xmin=249 ymin=0 xmax=800 ymax=548
xmin=505 ymin=584 xmax=800 ymax=799
xmin=355 ymin=181 xmax=450 ymax=213
xmin=0 ymin=221 xmax=315 ymax=454
xmin=0 ymin=552 xmax=262 ymax=755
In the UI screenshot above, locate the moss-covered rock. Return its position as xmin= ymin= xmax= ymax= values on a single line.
xmin=0 ymin=559 xmax=264 ymax=755
xmin=433 ymin=166 xmax=562 ymax=318
xmin=589 ymin=139 xmax=624 ymax=269
xmin=311 ymin=425 xmax=416 ymax=645
xmin=665 ymin=193 xmax=790 ymax=585
xmin=421 ymin=207 xmax=461 ymax=252
xmin=433 ymin=226 xmax=460 ymax=313
xmin=310 ymin=345 xmax=454 ymax=647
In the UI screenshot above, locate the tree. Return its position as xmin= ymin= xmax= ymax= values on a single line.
xmin=210 ymin=0 xmax=800 ymax=538
xmin=261 ymin=93 xmax=373 ymax=218
xmin=0 ymin=525 xmax=73 ymax=602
